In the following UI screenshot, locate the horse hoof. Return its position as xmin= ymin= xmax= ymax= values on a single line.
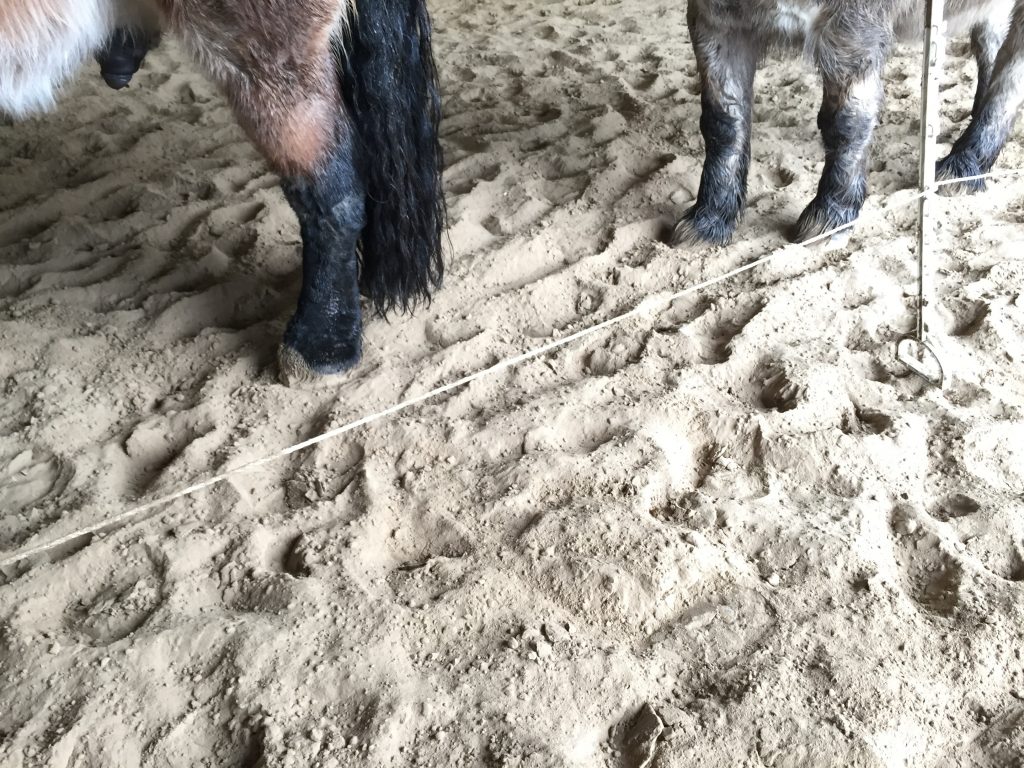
xmin=277 ymin=346 xmax=352 ymax=388
xmin=96 ymin=29 xmax=154 ymax=91
xmin=791 ymin=203 xmax=856 ymax=248
xmin=279 ymin=317 xmax=362 ymax=387
xmin=101 ymin=73 xmax=133 ymax=90
xmin=278 ymin=346 xmax=319 ymax=387
xmin=793 ymin=225 xmax=852 ymax=251
xmin=668 ymin=207 xmax=736 ymax=247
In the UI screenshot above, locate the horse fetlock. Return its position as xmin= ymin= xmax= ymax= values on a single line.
xmin=278 ymin=146 xmax=366 ymax=386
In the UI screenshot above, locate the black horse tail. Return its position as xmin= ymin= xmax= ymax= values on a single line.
xmin=336 ymin=0 xmax=446 ymax=316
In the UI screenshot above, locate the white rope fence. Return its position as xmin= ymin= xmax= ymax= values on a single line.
xmin=1 ymin=166 xmax=1022 ymax=572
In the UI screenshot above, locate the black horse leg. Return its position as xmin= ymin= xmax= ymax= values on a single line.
xmin=278 ymin=131 xmax=366 ymax=385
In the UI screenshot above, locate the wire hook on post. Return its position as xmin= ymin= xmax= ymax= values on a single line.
xmin=897 ymin=0 xmax=947 ymax=388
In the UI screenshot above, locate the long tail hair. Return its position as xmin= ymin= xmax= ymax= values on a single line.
xmin=336 ymin=0 xmax=446 ymax=316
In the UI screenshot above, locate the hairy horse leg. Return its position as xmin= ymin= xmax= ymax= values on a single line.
xmin=969 ymin=18 xmax=1009 ymax=119
xmin=938 ymin=1 xmax=1024 ymax=194
xmin=277 ymin=134 xmax=366 ymax=385
xmin=224 ymin=84 xmax=364 ymax=386
xmin=793 ymin=16 xmax=887 ymax=244
xmin=157 ymin=0 xmax=365 ymax=384
xmin=670 ymin=3 xmax=759 ymax=247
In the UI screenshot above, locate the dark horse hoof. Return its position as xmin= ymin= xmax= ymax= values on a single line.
xmin=96 ymin=29 xmax=155 ymax=90
xmin=669 ymin=206 xmax=737 ymax=247
xmin=277 ymin=346 xmax=337 ymax=388
xmin=277 ymin=344 xmax=360 ymax=388
xmin=791 ymin=199 xmax=857 ymax=247
xmin=278 ymin=322 xmax=361 ymax=387
xmin=936 ymin=152 xmax=987 ymax=197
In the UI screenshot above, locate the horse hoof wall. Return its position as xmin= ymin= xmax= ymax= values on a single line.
xmin=277 ymin=346 xmax=350 ymax=388
xmin=792 ymin=203 xmax=857 ymax=249
xmin=668 ymin=208 xmax=735 ymax=248
xmin=797 ymin=226 xmax=852 ymax=251
xmin=278 ymin=346 xmax=318 ymax=387
xmin=101 ymin=73 xmax=133 ymax=90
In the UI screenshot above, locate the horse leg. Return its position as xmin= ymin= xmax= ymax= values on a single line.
xmin=937 ymin=1 xmax=1024 ymax=194
xmin=156 ymin=0 xmax=366 ymax=384
xmin=969 ymin=18 xmax=1009 ymax=120
xmin=792 ymin=14 xmax=888 ymax=243
xmin=277 ymin=135 xmax=366 ymax=385
xmin=228 ymin=83 xmax=365 ymax=386
xmin=157 ymin=0 xmax=444 ymax=384
xmin=671 ymin=2 xmax=759 ymax=247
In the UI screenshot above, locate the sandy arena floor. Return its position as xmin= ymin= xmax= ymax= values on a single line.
xmin=1 ymin=1 xmax=1024 ymax=766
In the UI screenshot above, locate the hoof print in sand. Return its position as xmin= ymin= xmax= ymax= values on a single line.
xmin=276 ymin=527 xmax=357 ymax=580
xmin=122 ymin=411 xmax=216 ymax=495
xmin=844 ymin=407 xmax=894 ymax=435
xmin=950 ymin=300 xmax=990 ymax=337
xmin=285 ymin=442 xmax=365 ymax=507
xmin=931 ymin=493 xmax=981 ymax=522
xmin=701 ymin=300 xmax=763 ymax=364
xmin=760 ymin=368 xmax=803 ymax=413
xmin=892 ymin=525 xmax=964 ymax=617
xmin=67 ymin=572 xmax=163 ymax=645
xmin=279 ymin=534 xmax=316 ymax=579
xmin=0 ymin=448 xmax=74 ymax=510
xmin=584 ymin=331 xmax=647 ymax=376
xmin=384 ymin=518 xmax=475 ymax=605
xmin=221 ymin=569 xmax=304 ymax=614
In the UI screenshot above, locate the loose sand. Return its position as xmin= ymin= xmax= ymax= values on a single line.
xmin=1 ymin=0 xmax=1023 ymax=766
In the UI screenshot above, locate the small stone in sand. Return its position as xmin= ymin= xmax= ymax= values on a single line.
xmin=621 ymin=703 xmax=665 ymax=768
xmin=542 ymin=622 xmax=571 ymax=644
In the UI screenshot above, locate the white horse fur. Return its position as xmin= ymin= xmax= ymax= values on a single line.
xmin=0 ymin=0 xmax=161 ymax=116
